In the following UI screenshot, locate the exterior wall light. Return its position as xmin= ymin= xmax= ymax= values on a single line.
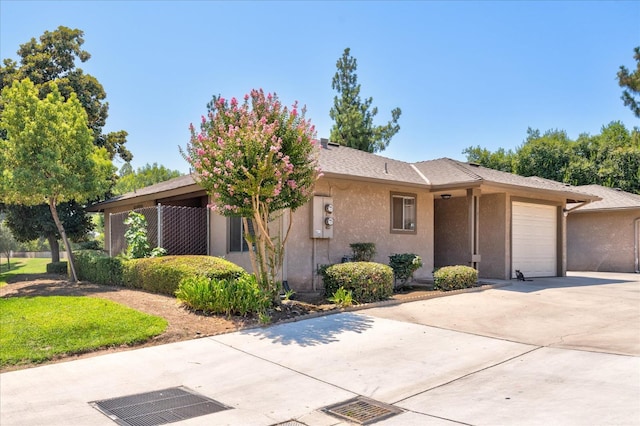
xmin=441 ymin=194 xmax=452 ymax=199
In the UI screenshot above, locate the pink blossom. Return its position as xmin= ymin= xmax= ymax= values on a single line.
xmin=287 ymin=180 xmax=297 ymax=189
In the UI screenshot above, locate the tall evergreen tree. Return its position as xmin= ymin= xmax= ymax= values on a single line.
xmin=329 ymin=48 xmax=401 ymax=153
xmin=617 ymin=46 xmax=640 ymax=118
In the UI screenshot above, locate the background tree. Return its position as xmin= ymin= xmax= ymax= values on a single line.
xmin=0 ymin=26 xmax=130 ymax=261
xmin=462 ymin=146 xmax=515 ymax=172
xmin=329 ymin=48 xmax=401 ymax=153
xmin=618 ymin=46 xmax=640 ymax=118
xmin=184 ymin=89 xmax=319 ymax=298
xmin=0 ymin=221 xmax=18 ymax=270
xmin=113 ymin=162 xmax=183 ymax=195
xmin=462 ymin=121 xmax=640 ymax=194
xmin=0 ymin=79 xmax=113 ymax=281
xmin=2 ymin=202 xmax=92 ymax=262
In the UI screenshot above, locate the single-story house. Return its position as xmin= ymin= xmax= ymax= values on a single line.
xmin=89 ymin=140 xmax=600 ymax=291
xmin=567 ymin=185 xmax=640 ymax=273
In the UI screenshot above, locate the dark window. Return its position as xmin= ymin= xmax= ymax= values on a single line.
xmin=229 ymin=216 xmax=254 ymax=252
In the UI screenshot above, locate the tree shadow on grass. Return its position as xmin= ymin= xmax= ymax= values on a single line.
xmin=241 ymin=312 xmax=374 ymax=347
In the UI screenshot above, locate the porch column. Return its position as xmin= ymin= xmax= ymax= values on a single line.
xmin=467 ymin=188 xmax=481 ymax=269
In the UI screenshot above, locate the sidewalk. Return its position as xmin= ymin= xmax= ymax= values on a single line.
xmin=1 ymin=273 xmax=638 ymax=425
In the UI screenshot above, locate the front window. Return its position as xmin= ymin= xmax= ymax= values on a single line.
xmin=229 ymin=216 xmax=254 ymax=252
xmin=391 ymin=193 xmax=416 ymax=233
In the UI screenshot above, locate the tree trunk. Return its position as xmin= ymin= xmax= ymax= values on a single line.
xmin=47 ymin=235 xmax=61 ymax=263
xmin=48 ymin=199 xmax=78 ymax=282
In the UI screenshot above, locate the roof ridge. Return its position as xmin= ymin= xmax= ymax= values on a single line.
xmin=410 ymin=164 xmax=431 ymax=185
xmin=444 ymin=158 xmax=483 ymax=181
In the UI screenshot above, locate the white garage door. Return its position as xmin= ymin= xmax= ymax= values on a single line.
xmin=512 ymin=202 xmax=557 ymax=278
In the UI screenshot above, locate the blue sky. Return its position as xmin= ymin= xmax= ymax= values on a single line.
xmin=2 ymin=1 xmax=639 ymax=174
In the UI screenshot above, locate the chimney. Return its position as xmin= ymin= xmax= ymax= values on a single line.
xmin=320 ymin=138 xmax=329 ymax=149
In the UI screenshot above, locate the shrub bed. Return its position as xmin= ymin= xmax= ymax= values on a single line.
xmin=121 ymin=255 xmax=247 ymax=296
xmin=323 ymin=262 xmax=393 ymax=303
xmin=175 ymin=274 xmax=271 ymax=316
xmin=433 ymin=265 xmax=478 ymax=291
xmin=74 ymin=250 xmax=124 ymax=285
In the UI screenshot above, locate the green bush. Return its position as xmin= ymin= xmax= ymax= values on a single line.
xmin=175 ymin=274 xmax=271 ymax=316
xmin=77 ymin=240 xmax=102 ymax=250
xmin=74 ymin=250 xmax=125 ymax=285
xmin=323 ymin=262 xmax=393 ymax=303
xmin=350 ymin=242 xmax=376 ymax=262
xmin=433 ymin=265 xmax=478 ymax=291
xmin=388 ymin=253 xmax=423 ymax=284
xmin=122 ymin=255 xmax=247 ymax=296
xmin=46 ymin=261 xmax=68 ymax=275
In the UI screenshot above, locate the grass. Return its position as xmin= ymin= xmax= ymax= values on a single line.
xmin=0 ymin=258 xmax=49 ymax=286
xmin=0 ymin=296 xmax=168 ymax=368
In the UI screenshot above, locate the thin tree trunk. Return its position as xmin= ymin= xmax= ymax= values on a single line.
xmin=47 ymin=235 xmax=60 ymax=263
xmin=48 ymin=199 xmax=78 ymax=282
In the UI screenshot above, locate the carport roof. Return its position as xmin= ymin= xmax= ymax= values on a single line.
xmin=569 ymin=185 xmax=640 ymax=212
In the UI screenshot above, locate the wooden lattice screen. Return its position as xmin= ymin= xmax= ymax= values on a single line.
xmin=109 ymin=205 xmax=207 ymax=256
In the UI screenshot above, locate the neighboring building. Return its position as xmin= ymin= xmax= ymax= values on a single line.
xmin=89 ymin=141 xmax=599 ymax=291
xmin=567 ymin=185 xmax=640 ymax=273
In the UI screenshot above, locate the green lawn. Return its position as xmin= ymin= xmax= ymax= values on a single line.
xmin=0 ymin=258 xmax=49 ymax=286
xmin=0 ymin=296 xmax=168 ymax=368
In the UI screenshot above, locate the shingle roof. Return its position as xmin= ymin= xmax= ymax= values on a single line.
xmin=89 ymin=147 xmax=599 ymax=211
xmin=414 ymin=158 xmax=596 ymax=200
xmin=318 ymin=143 xmax=429 ymax=186
xmin=569 ymin=185 xmax=640 ymax=212
xmin=86 ymin=174 xmax=199 ymax=211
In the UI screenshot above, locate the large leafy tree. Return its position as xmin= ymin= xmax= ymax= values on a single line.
xmin=0 ymin=79 xmax=113 ymax=281
xmin=462 ymin=122 xmax=640 ymax=194
xmin=184 ymin=89 xmax=319 ymax=297
xmin=617 ymin=46 xmax=640 ymax=118
xmin=0 ymin=26 xmax=130 ymax=259
xmin=329 ymin=48 xmax=401 ymax=153
xmin=113 ymin=163 xmax=183 ymax=195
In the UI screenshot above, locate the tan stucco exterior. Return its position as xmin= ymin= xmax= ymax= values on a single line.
xmin=434 ymin=189 xmax=566 ymax=280
xmin=567 ymin=209 xmax=640 ymax=273
xmin=208 ymin=177 xmax=434 ymax=291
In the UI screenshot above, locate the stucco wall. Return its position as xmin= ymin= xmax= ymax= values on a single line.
xmin=285 ymin=178 xmax=434 ymax=291
xmin=478 ymin=193 xmax=507 ymax=278
xmin=567 ymin=209 xmax=640 ymax=272
xmin=434 ymin=197 xmax=469 ymax=268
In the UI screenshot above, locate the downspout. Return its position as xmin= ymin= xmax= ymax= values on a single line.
xmin=635 ymin=218 xmax=640 ymax=273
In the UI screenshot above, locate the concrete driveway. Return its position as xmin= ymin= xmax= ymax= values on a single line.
xmin=1 ymin=272 xmax=638 ymax=425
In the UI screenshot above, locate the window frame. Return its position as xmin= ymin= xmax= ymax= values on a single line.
xmin=390 ymin=192 xmax=417 ymax=234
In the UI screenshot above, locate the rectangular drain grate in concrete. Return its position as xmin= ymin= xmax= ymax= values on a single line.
xmin=322 ymin=396 xmax=402 ymax=425
xmin=271 ymin=421 xmax=307 ymax=426
xmin=90 ymin=386 xmax=230 ymax=426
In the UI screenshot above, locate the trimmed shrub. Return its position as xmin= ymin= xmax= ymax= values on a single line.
xmin=350 ymin=242 xmax=376 ymax=262
xmin=433 ymin=265 xmax=478 ymax=291
xmin=323 ymin=262 xmax=393 ymax=303
xmin=175 ymin=274 xmax=271 ymax=316
xmin=388 ymin=253 xmax=423 ymax=284
xmin=46 ymin=261 xmax=68 ymax=275
xmin=122 ymin=255 xmax=247 ymax=296
xmin=77 ymin=240 xmax=102 ymax=250
xmin=74 ymin=250 xmax=125 ymax=285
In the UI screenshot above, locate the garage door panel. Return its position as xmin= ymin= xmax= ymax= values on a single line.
xmin=512 ymin=202 xmax=557 ymax=278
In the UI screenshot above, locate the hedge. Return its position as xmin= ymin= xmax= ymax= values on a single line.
xmin=433 ymin=265 xmax=478 ymax=291
xmin=323 ymin=262 xmax=394 ymax=303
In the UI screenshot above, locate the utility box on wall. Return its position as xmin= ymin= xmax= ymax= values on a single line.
xmin=310 ymin=196 xmax=334 ymax=239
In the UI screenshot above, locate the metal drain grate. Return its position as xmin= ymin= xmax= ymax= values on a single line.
xmin=322 ymin=396 xmax=402 ymax=425
xmin=271 ymin=421 xmax=307 ymax=426
xmin=90 ymin=386 xmax=230 ymax=426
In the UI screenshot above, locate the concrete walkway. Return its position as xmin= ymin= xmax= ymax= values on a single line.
xmin=1 ymin=272 xmax=639 ymax=425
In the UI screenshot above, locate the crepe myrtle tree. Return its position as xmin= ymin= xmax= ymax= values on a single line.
xmin=184 ymin=89 xmax=320 ymax=298
xmin=0 ymin=78 xmax=113 ymax=282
